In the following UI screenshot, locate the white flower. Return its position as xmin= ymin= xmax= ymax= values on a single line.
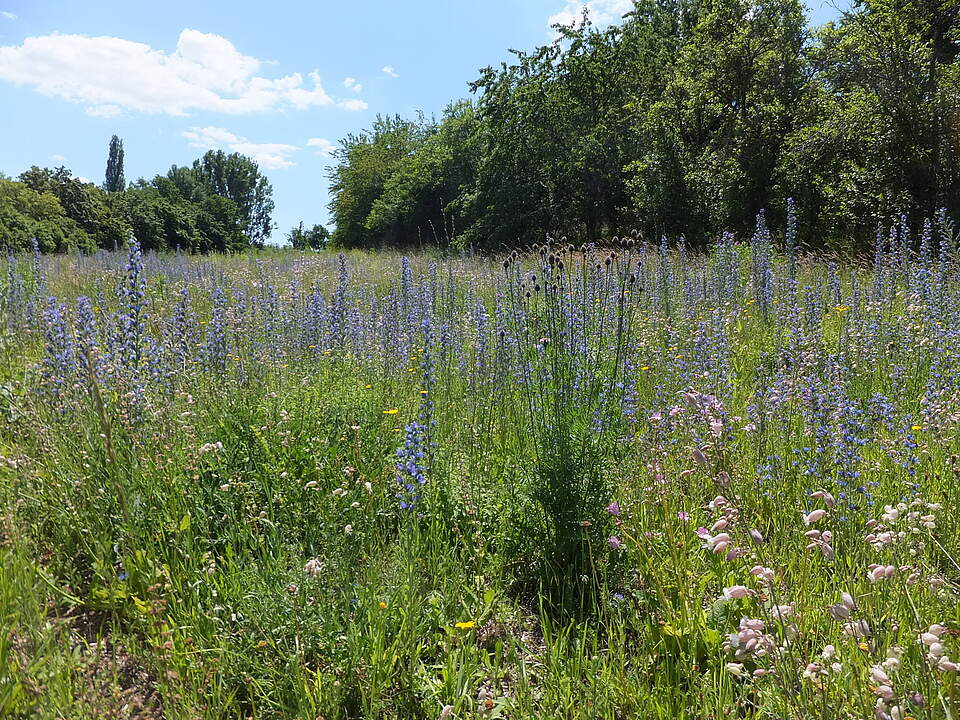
xmin=725 ymin=662 xmax=748 ymax=677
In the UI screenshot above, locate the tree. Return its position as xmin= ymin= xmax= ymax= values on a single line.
xmin=286 ymin=221 xmax=330 ymax=250
xmin=0 ymin=178 xmax=91 ymax=252
xmin=178 ymin=150 xmax=275 ymax=247
xmin=778 ymin=0 xmax=960 ymax=248
xmin=328 ymin=115 xmax=429 ymax=248
xmin=19 ymin=166 xmax=129 ymax=250
xmin=104 ymin=135 xmax=126 ymax=192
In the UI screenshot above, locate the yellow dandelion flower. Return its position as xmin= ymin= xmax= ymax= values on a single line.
xmin=454 ymin=621 xmax=476 ymax=629
xmin=911 ymin=425 xmax=922 ymax=431
xmin=383 ymin=409 xmax=399 ymax=415
xmin=379 ymin=601 xmax=387 ymax=609
xmin=640 ymin=365 xmax=650 ymax=371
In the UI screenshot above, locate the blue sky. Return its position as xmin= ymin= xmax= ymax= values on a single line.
xmin=0 ymin=0 xmax=845 ymax=243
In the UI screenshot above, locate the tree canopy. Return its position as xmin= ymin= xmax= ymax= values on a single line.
xmin=1 ymin=150 xmax=276 ymax=253
xmin=328 ymin=0 xmax=960 ymax=252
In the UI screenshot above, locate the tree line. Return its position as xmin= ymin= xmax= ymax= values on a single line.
xmin=328 ymin=0 xmax=960 ymax=252
xmin=1 ymin=137 xmax=278 ymax=253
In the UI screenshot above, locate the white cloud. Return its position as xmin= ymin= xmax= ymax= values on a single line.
xmin=306 ymin=137 xmax=336 ymax=156
xmin=50 ymin=154 xmax=67 ymax=163
xmin=337 ymin=98 xmax=367 ymax=111
xmin=0 ymin=29 xmax=368 ymax=116
xmin=381 ymin=65 xmax=399 ymax=78
xmin=182 ymin=126 xmax=299 ymax=169
xmin=343 ymin=76 xmax=362 ymax=93
xmin=548 ymin=0 xmax=632 ymax=30
xmin=77 ymin=176 xmax=93 ymax=184
xmin=1 ymin=11 xmax=16 ymax=20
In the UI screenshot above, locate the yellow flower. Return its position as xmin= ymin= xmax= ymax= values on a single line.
xmin=379 ymin=601 xmax=387 ymax=609
xmin=383 ymin=409 xmax=399 ymax=415
xmin=420 ymin=390 xmax=429 ymax=395
xmin=454 ymin=621 xmax=476 ymax=629
xmin=911 ymin=425 xmax=922 ymax=431
xmin=365 ymin=384 xmax=372 ymax=389
xmin=640 ymin=365 xmax=650 ymax=371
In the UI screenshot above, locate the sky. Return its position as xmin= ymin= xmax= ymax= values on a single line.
xmin=0 ymin=0 xmax=846 ymax=243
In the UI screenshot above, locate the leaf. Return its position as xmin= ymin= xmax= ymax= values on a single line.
xmin=178 ymin=513 xmax=191 ymax=532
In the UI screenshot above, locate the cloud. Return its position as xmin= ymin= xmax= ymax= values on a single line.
xmin=381 ymin=65 xmax=399 ymax=78
xmin=183 ymin=126 xmax=299 ymax=169
xmin=343 ymin=76 xmax=362 ymax=93
xmin=337 ymin=98 xmax=367 ymax=111
xmin=1 ymin=11 xmax=16 ymax=20
xmin=548 ymin=0 xmax=632 ymax=29
xmin=0 ymin=29 xmax=368 ymax=116
xmin=50 ymin=154 xmax=67 ymax=163
xmin=306 ymin=137 xmax=336 ymax=156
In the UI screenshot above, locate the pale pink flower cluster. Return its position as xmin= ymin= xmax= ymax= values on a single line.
xmin=867 ymin=564 xmax=898 ymax=583
xmin=867 ymin=500 xmax=941 ymax=551
xmin=802 ymin=644 xmax=843 ymax=681
xmin=722 ymin=585 xmax=753 ymax=600
xmin=724 ymin=618 xmax=776 ymax=660
xmin=699 ymin=495 xmax=747 ymax=560
xmin=802 ymin=490 xmax=834 ymax=558
xmin=921 ymin=624 xmax=958 ymax=671
xmin=827 ymin=592 xmax=872 ymax=638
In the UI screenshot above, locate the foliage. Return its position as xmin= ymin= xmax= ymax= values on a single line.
xmin=328 ymin=115 xmax=430 ymax=249
xmin=3 ymin=225 xmax=960 ymax=717
xmin=1 ymin=151 xmax=273 ymax=253
xmin=328 ymin=0 xmax=959 ymax=251
xmin=286 ymin=221 xmax=330 ymax=251
xmin=103 ymin=134 xmax=125 ymax=193
xmin=179 ymin=150 xmax=276 ymax=247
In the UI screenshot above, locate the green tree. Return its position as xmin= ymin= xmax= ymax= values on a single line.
xmin=176 ymin=150 xmax=275 ymax=247
xmin=778 ymin=0 xmax=960 ymax=248
xmin=104 ymin=135 xmax=126 ymax=192
xmin=0 ymin=178 xmax=91 ymax=252
xmin=328 ymin=115 xmax=428 ymax=248
xmin=286 ymin=221 xmax=330 ymax=250
xmin=19 ymin=166 xmax=129 ymax=250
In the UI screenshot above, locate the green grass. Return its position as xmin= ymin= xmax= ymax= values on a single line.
xmin=0 ymin=244 xmax=959 ymax=718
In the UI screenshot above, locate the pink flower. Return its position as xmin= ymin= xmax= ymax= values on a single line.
xmin=867 ymin=564 xmax=896 ymax=583
xmin=607 ymin=535 xmax=623 ymax=550
xmin=677 ymin=511 xmax=690 ymax=521
xmin=606 ymin=501 xmax=621 ymax=516
xmin=750 ymin=565 xmax=775 ymax=583
xmin=873 ymin=685 xmax=895 ymax=700
xmin=722 ymin=585 xmax=753 ymax=600
xmin=811 ymin=490 xmax=836 ymax=508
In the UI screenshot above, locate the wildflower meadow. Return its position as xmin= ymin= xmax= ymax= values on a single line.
xmin=2 ymin=211 xmax=960 ymax=719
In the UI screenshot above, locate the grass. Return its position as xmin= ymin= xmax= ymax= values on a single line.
xmin=0 ymin=231 xmax=959 ymax=719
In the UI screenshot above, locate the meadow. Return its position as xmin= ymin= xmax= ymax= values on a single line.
xmin=1 ymin=212 xmax=960 ymax=719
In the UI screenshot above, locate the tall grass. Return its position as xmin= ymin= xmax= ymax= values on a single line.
xmin=1 ymin=216 xmax=959 ymax=718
